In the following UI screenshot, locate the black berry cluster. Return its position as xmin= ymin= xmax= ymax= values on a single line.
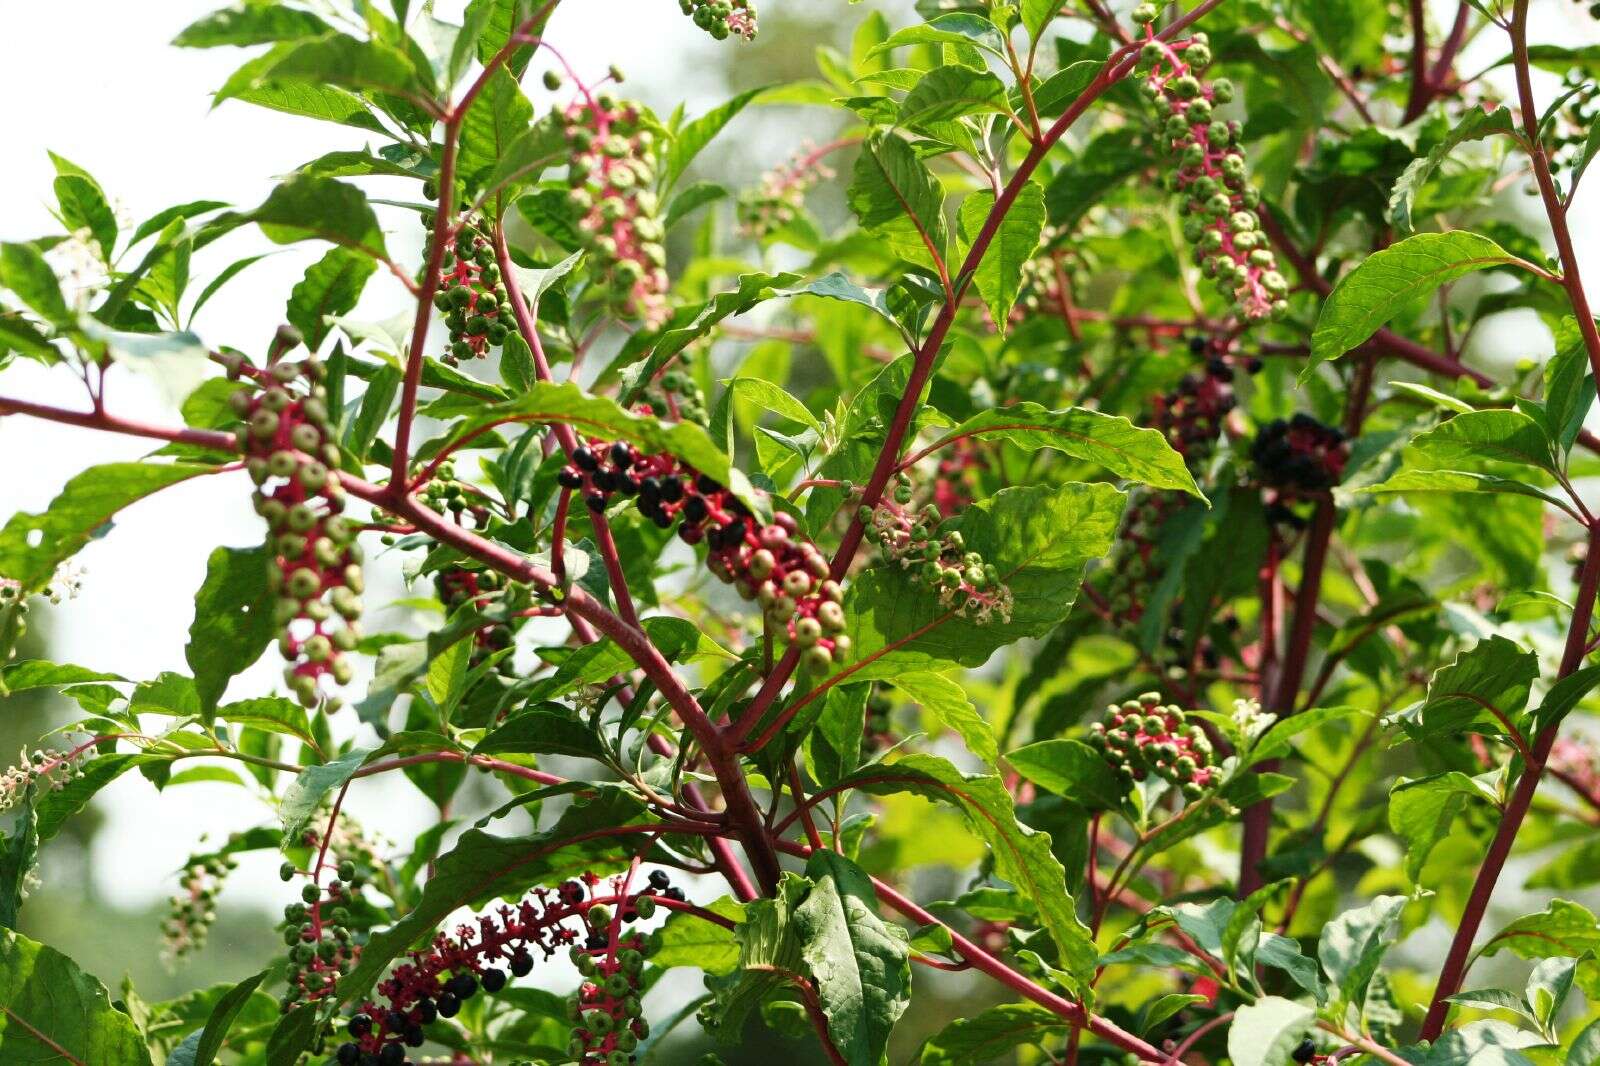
xmin=230 ymin=354 xmax=363 ymax=709
xmin=278 ymin=858 xmax=365 ymax=1014
xmin=861 ymin=480 xmax=1014 ymax=625
xmin=161 ymin=850 xmax=236 ymax=963
xmin=737 ymin=141 xmax=833 ymax=239
xmin=553 ymin=76 xmax=669 ymax=325
xmin=1250 ymin=414 xmax=1348 ymax=495
xmin=678 ymin=0 xmax=757 ymax=40
xmin=1150 ymin=339 xmax=1241 ymax=467
xmin=1133 ymin=14 xmax=1287 ymax=322
xmin=1086 ymin=693 xmax=1216 ymax=799
xmin=558 ymin=441 xmax=851 ymax=669
xmin=426 ymin=211 xmax=512 ymax=366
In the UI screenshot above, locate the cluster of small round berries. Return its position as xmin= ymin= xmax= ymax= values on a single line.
xmin=1151 ymin=337 xmax=1243 ymax=467
xmin=0 ymin=743 xmax=87 ymax=814
xmin=1250 ymin=414 xmax=1348 ymax=496
xmin=640 ymin=368 xmax=708 ymax=425
xmin=932 ymin=438 xmax=986 ymax=518
xmin=558 ymin=440 xmax=851 ymax=669
xmin=678 ymin=0 xmax=757 ymax=39
xmin=567 ymin=902 xmax=654 ymax=1065
xmin=1132 ymin=13 xmax=1287 ymax=322
xmin=737 ymin=141 xmax=833 ymax=239
xmin=435 ymin=566 xmax=518 ymax=679
xmin=336 ymin=871 xmax=679 ymax=1066
xmin=1101 ymin=491 xmax=1173 ymax=632
xmin=424 ymin=212 xmax=512 ymax=366
xmin=161 ymin=850 xmax=236 ymax=964
xmin=864 ymin=685 xmax=895 ymax=755
xmin=1086 ymin=693 xmax=1215 ymax=799
xmin=415 ymin=462 xmax=492 ymax=526
xmin=551 ymin=73 xmax=669 ymax=325
xmin=1016 ymin=226 xmax=1091 ymax=317
xmin=862 ymin=484 xmax=1014 ymax=625
xmin=230 ymin=355 xmax=363 ymax=709
xmin=278 ymin=858 xmax=365 ymax=1014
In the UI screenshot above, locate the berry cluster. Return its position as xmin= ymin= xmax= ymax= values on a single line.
xmin=1086 ymin=692 xmax=1216 ymax=799
xmin=1150 ymin=339 xmax=1241 ymax=467
xmin=558 ymin=441 xmax=851 ymax=669
xmin=737 ymin=141 xmax=834 ymax=239
xmin=861 ymin=486 xmax=1014 ymax=625
xmin=678 ymin=0 xmax=757 ymax=40
xmin=435 ymin=566 xmax=518 ymax=680
xmin=416 ymin=461 xmax=493 ymax=525
xmin=567 ymin=900 xmax=655 ymax=1065
xmin=932 ymin=437 xmax=986 ymax=518
xmin=425 ymin=212 xmax=512 ymax=366
xmin=0 ymin=742 xmax=87 ymax=814
xmin=1133 ymin=15 xmax=1287 ymax=322
xmin=864 ymin=685 xmax=895 ymax=755
xmin=231 ymin=356 xmax=363 ymax=709
xmin=554 ymin=77 xmax=669 ymax=325
xmin=161 ymin=850 xmax=236 ymax=964
xmin=640 ymin=369 xmax=708 ymax=425
xmin=337 ymin=871 xmax=680 ymax=1065
xmin=278 ymin=858 xmax=367 ymax=1014
xmin=1250 ymin=414 xmax=1348 ymax=495
xmin=1016 ymin=226 xmax=1091 ymax=317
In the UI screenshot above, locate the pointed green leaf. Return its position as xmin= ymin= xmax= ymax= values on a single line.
xmin=957 ymin=184 xmax=1045 ymax=334
xmin=1228 ymin=996 xmax=1316 ymax=1066
xmin=848 ymin=134 xmax=947 ymax=273
xmin=0 ymin=929 xmax=152 ymax=1064
xmin=1388 ymin=107 xmax=1515 ymax=233
xmin=288 ymin=247 xmax=376 ymax=350
xmin=185 ymin=545 xmax=276 ymax=717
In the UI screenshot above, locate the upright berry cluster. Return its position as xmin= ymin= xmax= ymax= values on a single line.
xmin=861 ymin=483 xmax=1014 ymax=625
xmin=1133 ymin=12 xmax=1287 ymax=322
xmin=278 ymin=858 xmax=365 ymax=1014
xmin=738 ymin=141 xmax=834 ymax=239
xmin=231 ymin=354 xmax=363 ymax=709
xmin=678 ymin=0 xmax=757 ymax=40
xmin=1086 ymin=693 xmax=1216 ymax=799
xmin=426 ymin=211 xmax=512 ymax=366
xmin=553 ymin=75 xmax=669 ymax=325
xmin=558 ymin=441 xmax=851 ymax=669
xmin=161 ymin=850 xmax=236 ymax=964
xmin=1250 ymin=414 xmax=1348 ymax=495
xmin=337 ymin=871 xmax=679 ymax=1066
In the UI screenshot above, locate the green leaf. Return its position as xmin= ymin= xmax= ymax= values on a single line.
xmin=871 ymin=14 xmax=1005 ymax=58
xmin=174 ymin=2 xmax=333 ymax=47
xmin=236 ymin=175 xmax=389 ymax=259
xmin=710 ymin=874 xmax=813 ymax=1036
xmin=665 ymin=86 xmax=772 ymax=190
xmin=1388 ymin=107 xmax=1515 ymax=233
xmin=1044 ymin=127 xmax=1143 ymax=229
xmin=1416 ymin=634 xmax=1538 ymax=741
xmin=1006 ymin=738 xmax=1124 ymax=810
xmin=1405 ymin=409 xmax=1557 ymax=474
xmin=1318 ymin=894 xmax=1408 ymax=1015
xmin=219 ymin=33 xmax=432 ymax=108
xmin=1529 ymin=665 xmax=1600 ymax=737
xmin=1032 ymin=60 xmax=1099 ymax=117
xmin=0 ymin=462 xmax=214 ymax=592
xmin=797 ymin=851 xmax=912 ymax=1066
xmin=653 ymin=896 xmax=745 ymax=975
xmin=1021 ymin=0 xmax=1067 ymax=41
xmin=957 ymin=184 xmax=1045 ymax=334
xmin=185 ymin=546 xmax=275 ymax=718
xmin=848 ymin=134 xmax=947 ymax=273
xmin=930 ymin=403 xmax=1202 ymax=496
xmin=1389 ymin=771 xmax=1495 ymax=882
xmin=35 ymin=755 xmax=160 ymax=842
xmin=1363 ymin=469 xmax=1570 ymax=511
xmin=0 ymin=788 xmax=37 ymax=930
xmin=1547 ymin=316 xmax=1596 ymax=454
xmin=723 ymin=377 xmax=823 ymax=433
xmin=345 ymin=364 xmax=401 ymax=461
xmin=831 ymin=753 xmax=1096 ymax=986
xmin=339 ymin=790 xmax=656 ymax=1000
xmin=0 ymin=660 xmax=123 ymax=694
xmin=899 ymin=65 xmax=1007 ymax=129
xmin=919 ymin=1003 xmax=1068 ymax=1064
xmin=288 ymin=247 xmax=376 ymax=350
xmin=212 ymin=53 xmax=389 ymax=134
xmin=1479 ymin=899 xmax=1600 ymax=960
xmin=476 ymin=117 xmax=566 ymax=208
xmin=474 ymin=703 xmax=607 ymax=761
xmin=279 ymin=748 xmax=372 ymax=841
xmin=1227 ymin=997 xmax=1316 ymax=1066
xmin=48 ymin=153 xmax=118 ymax=259
xmin=216 ymin=697 xmax=318 ymax=749
xmin=457 ymin=67 xmax=535 ymax=194
xmin=0 ymin=929 xmax=152 ymax=1064
xmin=1570 ymin=1017 xmax=1600 ymax=1065
xmin=1308 ymin=232 xmax=1528 ymax=374
xmin=0 ymin=242 xmax=69 ymax=325
xmin=185 ymin=970 xmax=269 ymax=1066
xmin=889 ymin=671 xmax=997 ymax=764
xmin=1527 ymin=955 xmax=1578 ymax=1030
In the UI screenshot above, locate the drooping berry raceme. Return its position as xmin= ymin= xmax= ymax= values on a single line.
xmin=553 ymin=74 xmax=670 ymax=325
xmin=230 ymin=356 xmax=363 ymax=710
xmin=861 ymin=483 xmax=1015 ymax=625
xmin=1133 ymin=15 xmax=1288 ymax=322
xmin=426 ymin=213 xmax=512 ymax=366
xmin=558 ymin=439 xmax=851 ymax=670
xmin=1016 ymin=225 xmax=1092 ymax=319
xmin=435 ymin=565 xmax=518 ymax=680
xmin=678 ymin=0 xmax=757 ymax=40
xmin=737 ymin=140 xmax=836 ymax=239
xmin=336 ymin=871 xmax=679 ymax=1066
xmin=277 ymin=857 xmax=366 ymax=1015
xmin=1087 ymin=692 xmax=1216 ymax=799
xmin=1150 ymin=337 xmax=1241 ymax=468
xmin=161 ymin=850 xmax=236 ymax=964
xmin=1250 ymin=413 xmax=1349 ymax=504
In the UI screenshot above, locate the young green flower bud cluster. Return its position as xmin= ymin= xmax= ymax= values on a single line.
xmin=1086 ymin=692 xmax=1215 ymax=799
xmin=426 ymin=214 xmax=512 ymax=366
xmin=932 ymin=438 xmax=986 ymax=518
xmin=232 ymin=357 xmax=363 ymax=710
xmin=678 ymin=0 xmax=757 ymax=40
xmin=639 ymin=369 xmax=708 ymax=425
xmin=1135 ymin=33 xmax=1288 ymax=321
xmin=435 ymin=565 xmax=518 ymax=679
xmin=1250 ymin=414 xmax=1348 ymax=497
xmin=278 ymin=860 xmax=365 ymax=1014
xmin=0 ymin=742 xmax=87 ymax=814
xmin=161 ymin=850 xmax=237 ymax=964
xmin=338 ymin=871 xmax=678 ymax=1066
xmin=863 ymin=479 xmax=1014 ymax=625
xmin=554 ymin=77 xmax=670 ymax=325
xmin=737 ymin=140 xmax=833 ymax=239
xmin=558 ymin=440 xmax=851 ymax=670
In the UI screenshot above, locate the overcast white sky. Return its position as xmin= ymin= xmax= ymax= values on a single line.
xmin=0 ymin=0 xmax=1596 ymax=918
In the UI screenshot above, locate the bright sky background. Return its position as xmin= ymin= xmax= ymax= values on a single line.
xmin=0 ymin=0 xmax=1596 ymax=924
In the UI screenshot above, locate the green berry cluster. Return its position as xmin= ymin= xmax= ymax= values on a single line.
xmin=1086 ymin=692 xmax=1216 ymax=799
xmin=426 ymin=210 xmax=514 ymax=366
xmin=737 ymin=141 xmax=833 ymax=239
xmin=277 ymin=859 xmax=366 ymax=1013
xmin=553 ymin=77 xmax=670 ymax=325
xmin=639 ymin=367 xmax=708 ymax=424
xmin=0 ymin=579 xmax=26 ymax=665
xmin=1133 ymin=21 xmax=1288 ymax=322
xmin=161 ymin=850 xmax=236 ymax=964
xmin=416 ymin=461 xmax=491 ymax=524
xmin=678 ymin=0 xmax=757 ymax=40
xmin=567 ymin=905 xmax=653 ymax=1065
xmin=862 ymin=478 xmax=1014 ymax=625
xmin=231 ymin=356 xmax=363 ymax=710
xmin=1017 ymin=225 xmax=1091 ymax=317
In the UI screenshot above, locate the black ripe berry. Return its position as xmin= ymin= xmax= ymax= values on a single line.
xmin=336 ymin=1043 xmax=360 ymax=1065
xmin=480 ymin=967 xmax=507 ymax=993
xmin=1292 ymin=1037 xmax=1316 ymax=1064
xmin=435 ymin=991 xmax=461 ymax=1018
xmin=511 ymin=949 xmax=534 ymax=976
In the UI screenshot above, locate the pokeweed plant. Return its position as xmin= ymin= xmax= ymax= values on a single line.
xmin=3 ymin=0 xmax=1600 ymax=1063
